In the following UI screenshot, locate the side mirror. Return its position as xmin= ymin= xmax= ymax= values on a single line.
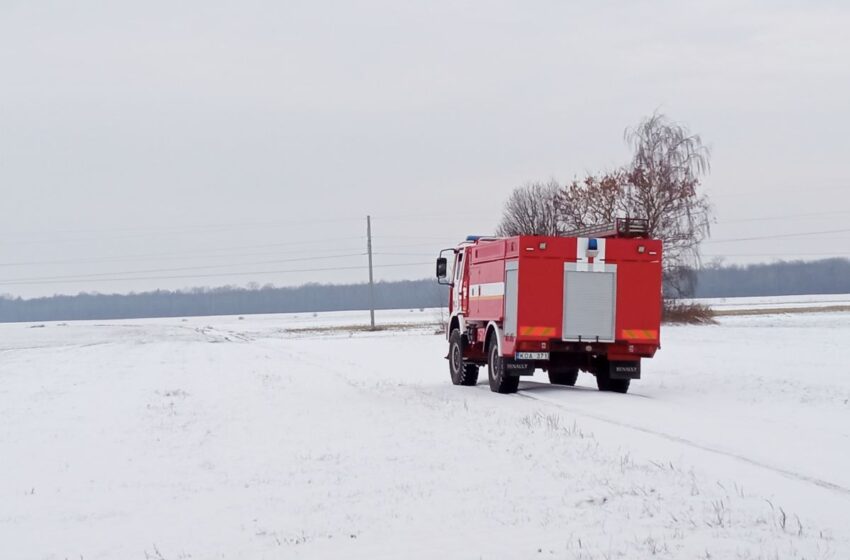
xmin=436 ymin=257 xmax=448 ymax=280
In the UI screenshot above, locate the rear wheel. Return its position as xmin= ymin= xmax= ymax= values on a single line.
xmin=449 ymin=329 xmax=478 ymax=386
xmin=487 ymin=335 xmax=519 ymax=394
xmin=548 ymin=367 xmax=579 ymax=386
xmin=596 ymin=375 xmax=630 ymax=393
xmin=595 ymin=365 xmax=630 ymax=393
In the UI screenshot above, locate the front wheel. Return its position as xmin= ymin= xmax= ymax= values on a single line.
xmin=487 ymin=336 xmax=519 ymax=394
xmin=449 ymin=329 xmax=478 ymax=386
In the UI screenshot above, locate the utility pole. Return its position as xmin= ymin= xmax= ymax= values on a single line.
xmin=367 ymin=215 xmax=375 ymax=329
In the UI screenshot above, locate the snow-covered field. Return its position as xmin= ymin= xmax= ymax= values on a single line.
xmin=693 ymin=293 xmax=850 ymax=312
xmin=2 ymin=304 xmax=850 ymax=559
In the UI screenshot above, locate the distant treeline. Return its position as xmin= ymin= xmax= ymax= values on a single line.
xmin=0 ymin=280 xmax=449 ymax=323
xmin=1 ymin=258 xmax=848 ymax=323
xmin=693 ymin=258 xmax=850 ymax=298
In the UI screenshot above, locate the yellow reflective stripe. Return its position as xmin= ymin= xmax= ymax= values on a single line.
xmin=519 ymin=326 xmax=556 ymax=336
xmin=622 ymin=329 xmax=658 ymax=340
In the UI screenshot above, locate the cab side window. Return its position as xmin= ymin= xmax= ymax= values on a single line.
xmin=454 ymin=253 xmax=463 ymax=282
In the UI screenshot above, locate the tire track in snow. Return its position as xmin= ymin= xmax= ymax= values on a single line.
xmin=236 ymin=326 xmax=850 ymax=499
xmin=515 ymin=389 xmax=850 ymax=498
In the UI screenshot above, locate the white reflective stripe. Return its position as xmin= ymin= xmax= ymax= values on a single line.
xmin=577 ymin=237 xmax=588 ymax=255
xmin=576 ymin=238 xmax=590 ymax=271
xmin=470 ymin=282 xmax=505 ymax=297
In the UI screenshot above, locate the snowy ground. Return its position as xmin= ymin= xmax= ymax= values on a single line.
xmin=2 ymin=303 xmax=850 ymax=559
xmin=692 ymin=293 xmax=850 ymax=312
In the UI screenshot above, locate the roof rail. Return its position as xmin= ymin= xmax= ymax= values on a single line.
xmin=563 ymin=218 xmax=649 ymax=239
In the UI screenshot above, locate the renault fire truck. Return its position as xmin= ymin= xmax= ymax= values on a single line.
xmin=435 ymin=218 xmax=662 ymax=394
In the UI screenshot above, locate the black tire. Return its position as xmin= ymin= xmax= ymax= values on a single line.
xmin=449 ymin=329 xmax=478 ymax=386
xmin=548 ymin=367 xmax=579 ymax=386
xmin=591 ymin=357 xmax=629 ymax=393
xmin=487 ymin=335 xmax=519 ymax=394
xmin=595 ymin=369 xmax=630 ymax=393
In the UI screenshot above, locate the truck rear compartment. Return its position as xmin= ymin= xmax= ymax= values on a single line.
xmin=444 ymin=224 xmax=662 ymax=394
xmin=498 ymin=236 xmax=662 ymax=351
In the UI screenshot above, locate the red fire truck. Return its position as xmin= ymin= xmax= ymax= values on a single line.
xmin=435 ymin=219 xmax=662 ymax=394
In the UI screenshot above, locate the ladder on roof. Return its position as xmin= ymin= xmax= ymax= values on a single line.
xmin=563 ymin=218 xmax=649 ymax=239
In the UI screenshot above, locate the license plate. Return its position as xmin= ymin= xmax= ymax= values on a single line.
xmin=515 ymin=352 xmax=549 ymax=361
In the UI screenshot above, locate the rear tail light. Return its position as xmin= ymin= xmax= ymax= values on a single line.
xmin=517 ymin=340 xmax=547 ymax=351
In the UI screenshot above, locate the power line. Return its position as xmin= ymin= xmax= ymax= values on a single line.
xmin=0 ymin=243 xmax=367 ymax=268
xmin=373 ymin=252 xmax=436 ymax=257
xmin=718 ymin=210 xmax=850 ymax=224
xmin=6 ymin=226 xmax=368 ymax=248
xmin=372 ymin=235 xmax=460 ymax=241
xmin=0 ymin=253 xmax=366 ymax=284
xmin=0 ymin=261 xmax=433 ymax=287
xmin=373 ymin=241 xmax=459 ymax=250
xmin=708 ymin=185 xmax=847 ymax=199
xmin=704 ymin=251 xmax=850 ymax=258
xmin=0 ymin=215 xmax=366 ymax=238
xmin=10 ymin=215 xmax=849 ymax=288
xmin=372 ymin=211 xmax=481 ymax=221
xmin=6 ymin=226 xmax=845 ymax=271
xmin=0 ymin=236 xmax=367 ymax=268
xmin=1 ymin=210 xmax=478 ymax=240
xmin=705 ymin=228 xmax=850 ymax=244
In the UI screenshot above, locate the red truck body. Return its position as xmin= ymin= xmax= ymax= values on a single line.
xmin=438 ymin=219 xmax=662 ymax=394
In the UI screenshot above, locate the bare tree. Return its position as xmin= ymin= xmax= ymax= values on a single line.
xmin=558 ymin=171 xmax=629 ymax=231
xmin=558 ymin=113 xmax=712 ymax=297
xmin=624 ymin=113 xmax=712 ymax=297
xmin=496 ymin=180 xmax=562 ymax=237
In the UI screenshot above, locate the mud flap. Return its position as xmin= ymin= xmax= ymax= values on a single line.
xmin=609 ymin=361 xmax=640 ymax=380
xmin=504 ymin=360 xmax=535 ymax=377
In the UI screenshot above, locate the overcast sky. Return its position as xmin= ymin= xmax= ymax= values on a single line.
xmin=2 ymin=0 xmax=849 ymax=298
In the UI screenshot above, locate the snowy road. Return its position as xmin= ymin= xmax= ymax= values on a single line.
xmin=1 ymin=309 xmax=849 ymax=559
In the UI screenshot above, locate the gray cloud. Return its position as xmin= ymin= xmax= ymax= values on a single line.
xmin=1 ymin=0 xmax=848 ymax=296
